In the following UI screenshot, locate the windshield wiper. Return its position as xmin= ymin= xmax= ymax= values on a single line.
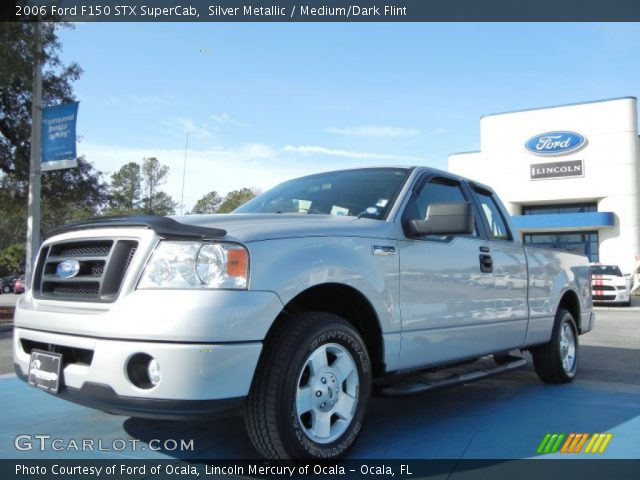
xmin=275 ymin=209 xmax=309 ymax=214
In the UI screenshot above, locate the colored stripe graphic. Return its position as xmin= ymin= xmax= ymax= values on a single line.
xmin=540 ymin=433 xmax=613 ymax=454
xmin=537 ymin=433 xmax=565 ymax=454
xmin=584 ymin=433 xmax=613 ymax=454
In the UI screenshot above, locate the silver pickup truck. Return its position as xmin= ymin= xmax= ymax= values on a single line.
xmin=14 ymin=166 xmax=594 ymax=459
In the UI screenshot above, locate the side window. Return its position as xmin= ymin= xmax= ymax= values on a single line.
xmin=474 ymin=189 xmax=511 ymax=241
xmin=403 ymin=177 xmax=477 ymax=236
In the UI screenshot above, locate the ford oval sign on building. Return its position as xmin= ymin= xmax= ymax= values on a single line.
xmin=525 ymin=131 xmax=586 ymax=156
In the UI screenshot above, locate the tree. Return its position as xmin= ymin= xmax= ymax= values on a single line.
xmin=0 ymin=22 xmax=81 ymax=179
xmin=146 ymin=191 xmax=177 ymax=217
xmin=108 ymin=162 xmax=141 ymax=214
xmin=0 ymin=243 xmax=26 ymax=275
xmin=140 ymin=157 xmax=177 ymax=215
xmin=190 ymin=190 xmax=222 ymax=214
xmin=40 ymin=156 xmax=109 ymax=234
xmin=0 ymin=23 xmax=107 ymax=254
xmin=218 ymin=188 xmax=258 ymax=213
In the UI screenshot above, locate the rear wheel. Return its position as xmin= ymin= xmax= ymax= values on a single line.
xmin=531 ymin=309 xmax=578 ymax=383
xmin=245 ymin=312 xmax=371 ymax=459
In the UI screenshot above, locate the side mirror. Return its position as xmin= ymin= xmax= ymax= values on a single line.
xmin=408 ymin=201 xmax=475 ymax=237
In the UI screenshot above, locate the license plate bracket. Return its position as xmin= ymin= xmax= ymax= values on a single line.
xmin=28 ymin=349 xmax=63 ymax=394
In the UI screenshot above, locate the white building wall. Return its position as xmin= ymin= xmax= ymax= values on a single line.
xmin=449 ymin=97 xmax=640 ymax=273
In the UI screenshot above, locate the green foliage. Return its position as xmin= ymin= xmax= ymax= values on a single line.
xmin=217 ymin=188 xmax=258 ymax=213
xmin=106 ymin=158 xmax=177 ymax=216
xmin=0 ymin=243 xmax=26 ymax=275
xmin=139 ymin=157 xmax=176 ymax=215
xmin=0 ymin=23 xmax=105 ymax=267
xmin=189 ymin=190 xmax=222 ymax=214
xmin=0 ymin=22 xmax=81 ymax=180
xmin=143 ymin=191 xmax=177 ymax=217
xmin=107 ymin=162 xmax=141 ymax=214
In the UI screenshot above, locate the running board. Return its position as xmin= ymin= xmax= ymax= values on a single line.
xmin=376 ymin=356 xmax=527 ymax=398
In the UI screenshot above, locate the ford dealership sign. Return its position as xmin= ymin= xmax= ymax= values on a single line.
xmin=525 ymin=131 xmax=586 ymax=156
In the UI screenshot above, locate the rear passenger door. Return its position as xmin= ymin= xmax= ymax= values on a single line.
xmin=397 ymin=175 xmax=498 ymax=371
xmin=471 ymin=186 xmax=528 ymax=350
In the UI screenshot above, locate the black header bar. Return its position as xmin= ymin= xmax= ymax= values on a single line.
xmin=4 ymin=0 xmax=640 ymax=22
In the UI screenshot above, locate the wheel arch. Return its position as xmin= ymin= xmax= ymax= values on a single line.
xmin=264 ymin=283 xmax=386 ymax=378
xmin=557 ymin=289 xmax=581 ymax=332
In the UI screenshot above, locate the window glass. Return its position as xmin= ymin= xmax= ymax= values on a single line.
xmin=523 ymin=231 xmax=599 ymax=262
xmin=474 ymin=190 xmax=511 ymax=240
xmin=402 ymin=177 xmax=477 ymax=237
xmin=522 ymin=203 xmax=597 ymax=215
xmin=235 ymin=168 xmax=408 ymax=219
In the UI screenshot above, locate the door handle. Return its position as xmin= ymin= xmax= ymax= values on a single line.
xmin=479 ymin=254 xmax=493 ymax=273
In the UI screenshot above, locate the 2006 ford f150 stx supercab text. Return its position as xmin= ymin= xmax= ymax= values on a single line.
xmin=14 ymin=166 xmax=594 ymax=459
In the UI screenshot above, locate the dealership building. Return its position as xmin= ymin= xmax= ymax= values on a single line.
xmin=449 ymin=96 xmax=640 ymax=273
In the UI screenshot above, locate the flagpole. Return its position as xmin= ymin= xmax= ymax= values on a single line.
xmin=25 ymin=20 xmax=43 ymax=289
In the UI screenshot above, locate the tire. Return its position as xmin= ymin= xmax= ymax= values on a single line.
xmin=2 ymin=285 xmax=10 ymax=294
xmin=245 ymin=312 xmax=372 ymax=459
xmin=531 ymin=309 xmax=579 ymax=383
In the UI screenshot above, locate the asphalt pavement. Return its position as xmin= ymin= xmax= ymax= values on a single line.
xmin=0 ymin=306 xmax=638 ymax=462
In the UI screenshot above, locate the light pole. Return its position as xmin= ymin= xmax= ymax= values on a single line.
xmin=25 ymin=20 xmax=43 ymax=288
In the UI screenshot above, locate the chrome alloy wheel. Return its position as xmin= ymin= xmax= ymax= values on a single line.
xmin=295 ymin=343 xmax=359 ymax=444
xmin=560 ymin=321 xmax=577 ymax=374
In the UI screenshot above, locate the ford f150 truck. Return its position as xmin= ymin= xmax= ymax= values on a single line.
xmin=14 ymin=166 xmax=594 ymax=459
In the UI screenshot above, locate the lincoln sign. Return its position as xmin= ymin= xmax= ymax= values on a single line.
xmin=530 ymin=160 xmax=584 ymax=180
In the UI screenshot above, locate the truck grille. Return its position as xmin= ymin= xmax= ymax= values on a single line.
xmin=33 ymin=239 xmax=138 ymax=303
xmin=592 ymin=285 xmax=615 ymax=291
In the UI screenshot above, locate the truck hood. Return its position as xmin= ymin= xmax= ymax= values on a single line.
xmin=170 ymin=213 xmax=397 ymax=242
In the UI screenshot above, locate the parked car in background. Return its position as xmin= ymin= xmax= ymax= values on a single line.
xmin=2 ymin=275 xmax=17 ymax=294
xmin=13 ymin=275 xmax=25 ymax=295
xmin=590 ymin=263 xmax=631 ymax=306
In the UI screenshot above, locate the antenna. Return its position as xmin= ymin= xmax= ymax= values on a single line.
xmin=179 ymin=132 xmax=190 ymax=215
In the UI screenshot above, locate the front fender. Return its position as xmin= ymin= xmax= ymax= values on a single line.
xmin=247 ymin=237 xmax=401 ymax=335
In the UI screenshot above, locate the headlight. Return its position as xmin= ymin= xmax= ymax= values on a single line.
xmin=138 ymin=241 xmax=248 ymax=289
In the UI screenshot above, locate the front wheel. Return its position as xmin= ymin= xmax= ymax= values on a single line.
xmin=531 ymin=308 xmax=579 ymax=383
xmin=245 ymin=312 xmax=372 ymax=459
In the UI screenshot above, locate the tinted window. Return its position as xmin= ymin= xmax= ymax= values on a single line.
xmin=403 ymin=177 xmax=476 ymax=236
xmin=524 ymin=231 xmax=599 ymax=262
xmin=590 ymin=265 xmax=622 ymax=277
xmin=474 ymin=189 xmax=511 ymax=241
xmin=235 ymin=168 xmax=408 ymax=219
xmin=522 ymin=203 xmax=597 ymax=215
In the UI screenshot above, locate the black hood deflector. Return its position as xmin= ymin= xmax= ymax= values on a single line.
xmin=46 ymin=215 xmax=227 ymax=240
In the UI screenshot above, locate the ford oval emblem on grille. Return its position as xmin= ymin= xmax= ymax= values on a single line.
xmin=525 ymin=131 xmax=586 ymax=156
xmin=56 ymin=259 xmax=81 ymax=279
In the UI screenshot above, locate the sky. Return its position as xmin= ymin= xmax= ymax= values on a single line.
xmin=56 ymin=22 xmax=640 ymax=213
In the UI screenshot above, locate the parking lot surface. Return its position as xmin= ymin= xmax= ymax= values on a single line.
xmin=0 ymin=308 xmax=638 ymax=461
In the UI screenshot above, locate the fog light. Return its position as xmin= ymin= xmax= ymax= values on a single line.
xmin=148 ymin=359 xmax=161 ymax=386
xmin=127 ymin=353 xmax=160 ymax=389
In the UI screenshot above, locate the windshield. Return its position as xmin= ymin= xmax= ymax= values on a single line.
xmin=591 ymin=265 xmax=622 ymax=276
xmin=235 ymin=168 xmax=409 ymax=219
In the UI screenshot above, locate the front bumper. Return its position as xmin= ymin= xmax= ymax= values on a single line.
xmin=591 ymin=289 xmax=630 ymax=304
xmin=14 ymin=327 xmax=262 ymax=418
xmin=13 ymin=288 xmax=285 ymax=418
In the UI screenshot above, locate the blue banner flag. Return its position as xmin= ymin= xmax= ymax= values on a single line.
xmin=41 ymin=102 xmax=79 ymax=171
